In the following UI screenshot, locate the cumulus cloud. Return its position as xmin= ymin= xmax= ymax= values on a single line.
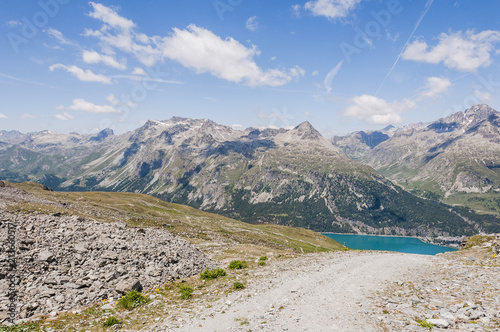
xmin=0 ymin=113 xmax=7 ymax=119
xmin=57 ymin=98 xmax=121 ymax=113
xmin=161 ymin=25 xmax=304 ymax=87
xmin=417 ymin=76 xmax=451 ymax=100
xmin=402 ymin=30 xmax=500 ymax=72
xmin=49 ymin=64 xmax=112 ymax=84
xmin=55 ymin=112 xmax=74 ymax=121
xmin=304 ymin=0 xmax=362 ymax=20
xmin=342 ymin=95 xmax=416 ymax=124
xmin=82 ymin=50 xmax=126 ymax=70
xmin=246 ymin=16 xmax=259 ymax=31
xmin=324 ymin=60 xmax=343 ymax=93
xmin=87 ymin=2 xmax=135 ymax=30
xmin=84 ymin=3 xmax=303 ymax=87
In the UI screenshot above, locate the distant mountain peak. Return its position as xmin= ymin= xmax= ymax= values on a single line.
xmin=90 ymin=128 xmax=114 ymax=142
xmin=293 ymin=121 xmax=322 ymax=139
xmin=464 ymin=104 xmax=496 ymax=119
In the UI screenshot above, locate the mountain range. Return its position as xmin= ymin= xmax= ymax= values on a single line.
xmin=332 ymin=104 xmax=500 ymax=214
xmin=0 ymin=111 xmax=499 ymax=236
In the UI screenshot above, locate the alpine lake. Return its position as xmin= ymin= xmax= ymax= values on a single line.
xmin=323 ymin=233 xmax=458 ymax=255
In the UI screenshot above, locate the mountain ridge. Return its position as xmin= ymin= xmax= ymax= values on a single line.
xmin=1 ymin=114 xmax=499 ymax=236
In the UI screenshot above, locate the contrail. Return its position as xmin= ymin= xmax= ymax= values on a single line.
xmin=324 ymin=60 xmax=344 ymax=94
xmin=376 ymin=0 xmax=434 ymax=95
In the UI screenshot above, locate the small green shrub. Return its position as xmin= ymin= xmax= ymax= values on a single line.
xmin=0 ymin=323 xmax=39 ymax=332
xmin=200 ymin=268 xmax=227 ymax=280
xmin=415 ymin=319 xmax=434 ymax=329
xmin=179 ymin=285 xmax=194 ymax=299
xmin=259 ymin=256 xmax=268 ymax=261
xmin=103 ymin=316 xmax=121 ymax=327
xmin=229 ymin=260 xmax=248 ymax=270
xmin=258 ymin=261 xmax=266 ymax=266
xmin=233 ymin=281 xmax=245 ymax=290
xmin=116 ymin=290 xmax=149 ymax=310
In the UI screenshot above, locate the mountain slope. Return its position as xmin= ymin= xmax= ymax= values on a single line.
xmin=1 ymin=117 xmax=499 ymax=236
xmin=333 ymin=104 xmax=500 ymax=213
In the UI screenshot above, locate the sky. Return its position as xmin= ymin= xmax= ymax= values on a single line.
xmin=1 ymin=0 xmax=499 ymax=136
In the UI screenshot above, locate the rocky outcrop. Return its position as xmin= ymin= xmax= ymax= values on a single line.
xmin=0 ymin=209 xmax=213 ymax=323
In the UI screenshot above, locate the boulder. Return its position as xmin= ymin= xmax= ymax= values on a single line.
xmin=427 ymin=319 xmax=450 ymax=328
xmin=116 ymin=279 xmax=142 ymax=294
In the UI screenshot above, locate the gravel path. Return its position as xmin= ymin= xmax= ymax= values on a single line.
xmin=169 ymin=251 xmax=434 ymax=332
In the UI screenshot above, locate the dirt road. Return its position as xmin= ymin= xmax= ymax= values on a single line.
xmin=172 ymin=251 xmax=434 ymax=332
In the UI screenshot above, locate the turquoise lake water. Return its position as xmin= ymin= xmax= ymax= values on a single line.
xmin=323 ymin=233 xmax=457 ymax=255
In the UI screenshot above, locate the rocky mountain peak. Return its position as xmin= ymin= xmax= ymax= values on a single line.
xmin=293 ymin=121 xmax=322 ymax=140
xmin=90 ymin=128 xmax=114 ymax=142
xmin=464 ymin=104 xmax=496 ymax=119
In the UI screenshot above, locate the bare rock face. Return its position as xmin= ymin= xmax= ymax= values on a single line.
xmin=0 ymin=209 xmax=213 ymax=323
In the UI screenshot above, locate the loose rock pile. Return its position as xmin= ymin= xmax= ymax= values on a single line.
xmin=0 ymin=209 xmax=213 ymax=323
xmin=376 ymin=254 xmax=500 ymax=330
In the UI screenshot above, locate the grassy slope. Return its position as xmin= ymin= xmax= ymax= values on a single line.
xmin=1 ymin=181 xmax=345 ymax=331
xmin=5 ymin=181 xmax=344 ymax=258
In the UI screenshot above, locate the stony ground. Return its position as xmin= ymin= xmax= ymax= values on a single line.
xmin=143 ymin=250 xmax=499 ymax=332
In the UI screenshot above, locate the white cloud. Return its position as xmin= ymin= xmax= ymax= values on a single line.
xmin=246 ymin=16 xmax=259 ymax=32
xmin=342 ymin=95 xmax=416 ymax=124
xmin=49 ymin=64 xmax=112 ymax=84
xmin=87 ymin=2 xmax=135 ymax=30
xmin=291 ymin=4 xmax=301 ymax=18
xmin=131 ymin=67 xmax=147 ymax=75
xmin=84 ymin=4 xmax=303 ymax=87
xmin=417 ymin=76 xmax=451 ymax=100
xmin=311 ymin=70 xmax=319 ymax=76
xmin=324 ymin=60 xmax=343 ymax=93
xmin=304 ymin=0 xmax=362 ymax=20
xmin=106 ymin=93 xmax=136 ymax=107
xmin=58 ymin=98 xmax=121 ymax=113
xmin=475 ymin=89 xmax=493 ymax=103
xmin=55 ymin=112 xmax=74 ymax=121
xmin=402 ymin=30 xmax=500 ymax=72
xmin=43 ymin=43 xmax=64 ymax=51
xmin=112 ymin=74 xmax=183 ymax=84
xmin=160 ymin=24 xmax=304 ymax=87
xmin=304 ymin=111 xmax=312 ymax=117
xmin=45 ymin=28 xmax=78 ymax=46
xmin=82 ymin=50 xmax=126 ymax=70
xmin=0 ymin=113 xmax=7 ymax=119
xmin=21 ymin=114 xmax=37 ymax=119
xmin=7 ymin=20 xmax=21 ymax=28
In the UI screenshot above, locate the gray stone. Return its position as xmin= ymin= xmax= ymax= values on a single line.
xmin=39 ymin=250 xmax=54 ymax=262
xmin=116 ymin=279 xmax=143 ymax=294
xmin=427 ymin=319 xmax=450 ymax=328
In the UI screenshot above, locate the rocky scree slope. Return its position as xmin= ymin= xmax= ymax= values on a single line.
xmin=0 ymin=118 xmax=497 ymax=236
xmin=0 ymin=208 xmax=212 ymax=323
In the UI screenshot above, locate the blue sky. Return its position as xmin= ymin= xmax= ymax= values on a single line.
xmin=1 ymin=0 xmax=499 ymax=136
